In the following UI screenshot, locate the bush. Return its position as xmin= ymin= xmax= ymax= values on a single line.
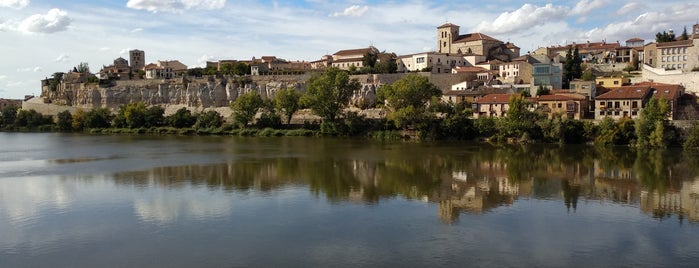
xmin=56 ymin=110 xmax=73 ymax=131
xmin=194 ymin=110 xmax=223 ymax=129
xmin=166 ymin=107 xmax=197 ymax=128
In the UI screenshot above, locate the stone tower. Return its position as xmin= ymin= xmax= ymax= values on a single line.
xmin=129 ymin=49 xmax=145 ymax=71
xmin=437 ymin=23 xmax=460 ymax=54
xmin=693 ymin=23 xmax=699 ymax=39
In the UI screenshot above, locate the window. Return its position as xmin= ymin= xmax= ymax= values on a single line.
xmin=684 ymin=55 xmax=688 ymax=61
xmin=662 ymin=49 xmax=665 ymax=55
xmin=443 ymin=41 xmax=447 ymax=47
xmin=416 ymin=57 xmax=425 ymax=63
xmin=614 ymin=101 xmax=620 ymax=108
xmin=614 ymin=81 xmax=619 ymax=85
xmin=557 ymin=103 xmax=562 ymax=108
xmin=632 ymin=101 xmax=638 ymax=109
xmin=662 ymin=57 xmax=665 ymax=62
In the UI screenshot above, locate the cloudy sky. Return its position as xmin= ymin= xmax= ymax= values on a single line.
xmin=1 ymin=0 xmax=698 ymax=98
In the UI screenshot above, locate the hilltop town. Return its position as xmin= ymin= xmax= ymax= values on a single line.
xmin=5 ymin=21 xmax=699 ymax=126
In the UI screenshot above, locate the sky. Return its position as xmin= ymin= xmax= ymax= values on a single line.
xmin=1 ymin=0 xmax=698 ymax=98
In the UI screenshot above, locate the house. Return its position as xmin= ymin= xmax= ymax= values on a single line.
xmin=98 ymin=57 xmax=131 ymax=79
xmin=145 ymin=60 xmax=187 ymax=79
xmin=451 ymin=66 xmax=493 ymax=80
xmin=396 ymin=52 xmax=477 ymax=74
xmin=594 ymin=82 xmax=684 ymax=120
xmin=437 ymin=23 xmax=519 ymax=61
xmin=472 ymin=93 xmax=513 ymax=118
xmin=536 ymin=93 xmax=588 ymax=120
xmin=329 ymin=46 xmax=379 ymax=71
xmin=536 ymin=41 xmax=620 ymax=64
xmin=499 ymin=57 xmax=532 ymax=85
xmin=596 ymin=76 xmax=630 ymax=88
xmin=569 ymin=79 xmax=596 ymax=98
xmin=643 ymin=23 xmax=699 ymax=72
xmin=441 ymin=87 xmax=513 ymax=105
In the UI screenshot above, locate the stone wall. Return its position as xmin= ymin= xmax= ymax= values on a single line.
xmin=642 ymin=65 xmax=699 ymax=93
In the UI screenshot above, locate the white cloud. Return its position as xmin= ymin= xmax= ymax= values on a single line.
xmin=331 ymin=5 xmax=369 ymax=17
xmin=54 ymin=53 xmax=69 ymax=63
xmin=475 ymin=4 xmax=569 ymax=35
xmin=18 ymin=8 xmax=72 ymax=33
xmin=0 ymin=0 xmax=29 ymax=9
xmin=617 ymin=2 xmax=644 ymax=15
xmin=99 ymin=47 xmax=110 ymax=51
xmin=126 ymin=0 xmax=226 ymax=13
xmin=0 ymin=74 xmax=6 ymax=80
xmin=570 ymin=0 xmax=608 ymax=16
xmin=130 ymin=27 xmax=143 ymax=33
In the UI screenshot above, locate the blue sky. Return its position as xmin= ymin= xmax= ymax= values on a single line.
xmin=1 ymin=0 xmax=699 ymax=98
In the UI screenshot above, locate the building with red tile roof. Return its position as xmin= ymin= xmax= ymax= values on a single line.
xmin=594 ymin=82 xmax=684 ymax=120
xmin=437 ymin=23 xmax=519 ymax=61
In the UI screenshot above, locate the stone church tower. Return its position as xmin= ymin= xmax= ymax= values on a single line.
xmin=437 ymin=23 xmax=460 ymax=54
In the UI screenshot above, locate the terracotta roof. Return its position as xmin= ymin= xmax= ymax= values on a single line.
xmin=475 ymin=94 xmax=513 ymax=104
xmin=537 ymin=93 xmax=586 ymax=102
xmin=333 ymin=47 xmax=377 ymax=57
xmin=626 ymin=38 xmax=644 ymax=42
xmin=454 ymin=33 xmax=501 ymax=43
xmin=505 ymin=42 xmax=520 ymax=49
xmin=634 ymin=82 xmax=684 ymax=100
xmin=549 ymin=42 xmax=620 ymax=52
xmin=596 ymin=86 xmax=651 ymax=100
xmin=656 ymin=40 xmax=693 ymax=48
xmin=438 ymin=23 xmax=459 ymax=29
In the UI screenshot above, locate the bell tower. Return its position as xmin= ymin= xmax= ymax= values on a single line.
xmin=437 ymin=23 xmax=459 ymax=53
xmin=693 ymin=23 xmax=699 ymax=39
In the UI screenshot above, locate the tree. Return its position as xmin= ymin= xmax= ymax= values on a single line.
xmin=72 ymin=109 xmax=86 ymax=130
xmin=220 ymin=63 xmax=234 ymax=75
xmin=301 ymin=68 xmax=361 ymax=122
xmin=84 ymin=108 xmax=112 ymax=128
xmin=680 ymin=26 xmax=689 ymax=41
xmin=375 ymin=60 xmax=397 ymax=74
xmin=14 ymin=109 xmax=52 ymax=128
xmin=0 ymin=105 xmax=18 ymax=128
xmin=377 ymin=74 xmax=441 ymax=129
xmin=623 ymin=64 xmax=636 ymax=74
xmin=581 ymin=70 xmax=596 ymax=81
xmin=48 ymin=72 xmax=64 ymax=92
xmin=76 ymin=62 xmax=90 ymax=73
xmin=166 ymin=107 xmax=197 ymax=128
xmin=114 ymin=102 xmax=147 ymax=128
xmin=144 ymin=106 xmax=165 ymax=127
xmin=504 ymin=94 xmax=540 ymax=139
xmin=362 ymin=50 xmax=378 ymax=69
xmin=655 ymin=31 xmax=675 ymax=43
xmin=56 ymin=110 xmax=72 ymax=131
xmin=233 ymin=62 xmax=250 ymax=76
xmin=563 ymin=46 xmax=582 ymax=87
xmin=194 ymin=110 xmax=223 ymax=129
xmin=636 ymin=98 xmax=671 ymax=148
xmin=275 ymin=88 xmax=301 ymax=124
xmin=572 ymin=47 xmax=582 ymax=79
xmin=231 ymin=91 xmax=263 ymax=128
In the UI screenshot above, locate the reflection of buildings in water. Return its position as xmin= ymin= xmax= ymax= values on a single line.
xmin=592 ymin=160 xmax=638 ymax=204
xmin=437 ymin=173 xmax=518 ymax=224
xmin=640 ymin=179 xmax=699 ymax=222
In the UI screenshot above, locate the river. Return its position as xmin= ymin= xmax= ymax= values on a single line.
xmin=1 ymin=132 xmax=698 ymax=267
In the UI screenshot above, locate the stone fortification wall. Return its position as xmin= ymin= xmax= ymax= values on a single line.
xmin=642 ymin=65 xmax=699 ymax=93
xmin=37 ymin=72 xmax=470 ymax=115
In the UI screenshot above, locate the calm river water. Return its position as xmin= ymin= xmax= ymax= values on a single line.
xmin=1 ymin=132 xmax=698 ymax=267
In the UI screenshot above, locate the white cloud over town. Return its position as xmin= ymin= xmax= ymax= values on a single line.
xmin=331 ymin=5 xmax=369 ymax=17
xmin=570 ymin=0 xmax=608 ymax=16
xmin=18 ymin=8 xmax=71 ymax=33
xmin=0 ymin=0 xmax=29 ymax=9
xmin=126 ymin=0 xmax=226 ymax=13
xmin=475 ymin=3 xmax=568 ymax=35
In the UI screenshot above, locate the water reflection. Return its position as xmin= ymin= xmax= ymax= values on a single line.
xmin=105 ymin=143 xmax=699 ymax=225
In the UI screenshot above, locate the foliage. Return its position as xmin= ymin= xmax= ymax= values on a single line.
xmin=363 ymin=51 xmax=378 ymax=69
xmin=623 ymin=64 xmax=636 ymax=74
xmin=535 ymin=86 xmax=550 ymax=96
xmin=475 ymin=116 xmax=498 ymax=138
xmin=123 ymin=102 xmax=147 ymax=128
xmin=0 ymin=105 xmax=18 ymax=128
xmin=377 ymin=74 xmax=441 ymax=129
xmin=72 ymin=109 xmax=86 ymax=130
xmin=166 ymin=107 xmax=197 ymax=128
xmin=581 ymin=70 xmax=596 ymax=81
xmin=301 ymin=68 xmax=361 ymax=122
xmin=233 ymin=62 xmax=250 ymax=76
xmin=375 ymin=60 xmax=397 ymax=74
xmin=636 ymin=98 xmax=671 ymax=148
xmin=76 ymin=62 xmax=90 ymax=73
xmin=683 ymin=121 xmax=699 ymax=149
xmin=232 ymin=92 xmax=263 ymax=128
xmin=257 ymin=99 xmax=282 ymax=129
xmin=194 ymin=110 xmax=223 ymax=129
xmin=48 ymin=72 xmax=64 ymax=92
xmin=504 ymin=94 xmax=541 ymax=139
xmin=83 ymin=108 xmax=112 ymax=128
xmin=14 ymin=109 xmax=53 ymax=128
xmin=56 ymin=110 xmax=72 ymax=131
xmin=655 ymin=31 xmax=675 ymax=43
xmin=563 ymin=46 xmax=583 ymax=87
xmin=595 ymin=117 xmax=636 ymax=146
xmin=680 ymin=26 xmax=689 ymax=41
xmin=144 ymin=106 xmax=165 ymax=128
xmin=274 ymin=88 xmax=301 ymax=124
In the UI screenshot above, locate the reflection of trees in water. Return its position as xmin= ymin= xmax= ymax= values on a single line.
xmin=110 ymin=140 xmax=699 ymax=224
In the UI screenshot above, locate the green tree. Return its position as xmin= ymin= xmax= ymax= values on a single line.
xmin=166 ymin=107 xmax=197 ymax=128
xmin=563 ymin=46 xmax=583 ymax=88
xmin=301 ymin=68 xmax=361 ymax=122
xmin=84 ymin=108 xmax=112 ymax=128
xmin=363 ymin=50 xmax=378 ymax=69
xmin=636 ymin=98 xmax=671 ymax=148
xmin=377 ymin=74 xmax=441 ymax=129
xmin=194 ymin=110 xmax=223 ymax=129
xmin=233 ymin=62 xmax=250 ymax=76
xmin=220 ymin=63 xmax=234 ymax=75
xmin=683 ymin=121 xmax=699 ymax=149
xmin=623 ymin=64 xmax=636 ymax=74
xmin=581 ymin=70 xmax=596 ymax=81
xmin=48 ymin=72 xmax=64 ymax=92
xmin=655 ymin=31 xmax=675 ymax=43
xmin=680 ymin=26 xmax=689 ymax=41
xmin=56 ymin=110 xmax=72 ymax=131
xmin=72 ymin=109 xmax=86 ymax=130
xmin=232 ymin=92 xmax=263 ymax=128
xmin=275 ymin=88 xmax=301 ymax=124
xmin=375 ymin=60 xmax=397 ymax=74
xmin=0 ymin=105 xmax=18 ymax=128
xmin=115 ymin=102 xmax=147 ymax=128
xmin=257 ymin=99 xmax=282 ymax=129
xmin=15 ymin=109 xmax=52 ymax=128
xmin=76 ymin=62 xmax=90 ymax=73
xmin=144 ymin=106 xmax=165 ymax=127
xmin=504 ymin=94 xmax=540 ymax=139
